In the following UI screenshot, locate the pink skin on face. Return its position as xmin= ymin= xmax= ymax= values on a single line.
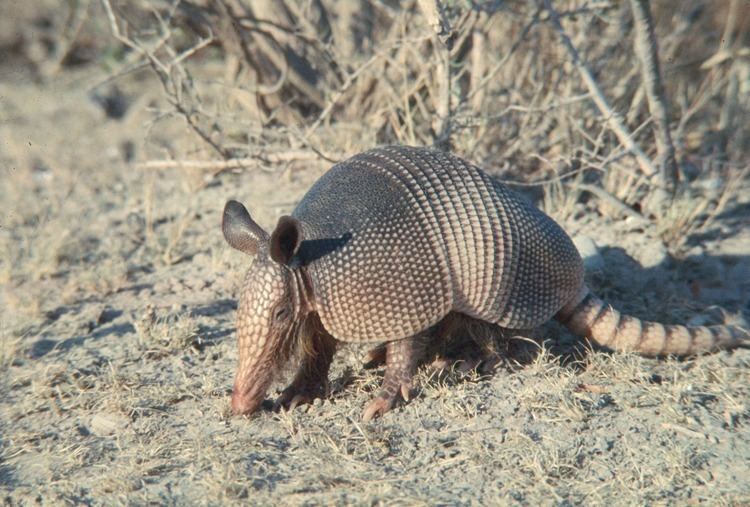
xmin=231 ymin=376 xmax=271 ymax=415
xmin=230 ymin=301 xmax=294 ymax=416
xmin=230 ymin=340 xmax=278 ymax=416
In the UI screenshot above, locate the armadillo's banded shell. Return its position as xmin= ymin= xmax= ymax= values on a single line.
xmin=292 ymin=146 xmax=583 ymax=342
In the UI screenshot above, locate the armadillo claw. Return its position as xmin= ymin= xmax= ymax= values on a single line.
xmin=275 ymin=386 xmax=322 ymax=412
xmin=362 ymin=383 xmax=413 ymax=421
xmin=288 ymin=394 xmax=308 ymax=411
xmin=430 ymin=353 xmax=501 ymax=376
xmin=430 ymin=357 xmax=481 ymax=373
xmin=400 ymin=384 xmax=411 ymax=402
xmin=362 ymin=395 xmax=397 ymax=422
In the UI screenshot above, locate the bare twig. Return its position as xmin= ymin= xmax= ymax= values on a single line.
xmin=226 ymin=1 xmax=326 ymax=108
xmin=543 ymin=0 xmax=658 ymax=182
xmin=101 ymin=0 xmax=223 ymax=158
xmin=287 ymin=128 xmax=341 ymax=164
xmin=418 ymin=0 xmax=455 ymax=150
xmin=417 ymin=0 xmax=452 ymax=44
xmin=136 ymin=151 xmax=335 ymax=171
xmin=41 ymin=0 xmax=92 ymax=78
xmin=629 ymin=0 xmax=678 ymax=193
xmin=577 ymin=183 xmax=649 ymax=225
xmin=304 ymin=51 xmax=384 ymax=138
xmin=465 ymin=7 xmax=542 ymax=103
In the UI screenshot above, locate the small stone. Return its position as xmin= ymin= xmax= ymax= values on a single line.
xmin=686 ymin=245 xmax=704 ymax=258
xmin=573 ymin=235 xmax=604 ymax=272
xmin=638 ymin=241 xmax=669 ymax=269
xmin=89 ymin=412 xmax=129 ymax=436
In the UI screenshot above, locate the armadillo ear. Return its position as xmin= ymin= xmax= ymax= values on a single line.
xmin=222 ymin=200 xmax=270 ymax=256
xmin=270 ymin=215 xmax=303 ymax=265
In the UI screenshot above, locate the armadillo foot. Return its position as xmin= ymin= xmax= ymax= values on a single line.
xmin=362 ymin=336 xmax=425 ymax=421
xmin=430 ymin=353 xmax=501 ymax=375
xmin=276 ymin=326 xmax=337 ymax=412
xmin=431 ymin=357 xmax=481 ymax=373
xmin=362 ymin=387 xmax=408 ymax=422
xmin=275 ymin=383 xmax=326 ymax=412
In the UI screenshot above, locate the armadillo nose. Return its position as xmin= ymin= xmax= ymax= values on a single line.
xmin=231 ymin=386 xmax=262 ymax=416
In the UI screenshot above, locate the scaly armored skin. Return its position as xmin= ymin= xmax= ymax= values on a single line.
xmin=222 ymin=146 xmax=748 ymax=420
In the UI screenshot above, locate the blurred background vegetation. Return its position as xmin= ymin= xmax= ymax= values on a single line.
xmin=2 ymin=0 xmax=748 ymax=230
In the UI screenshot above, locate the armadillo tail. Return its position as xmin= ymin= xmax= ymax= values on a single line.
xmin=555 ymin=286 xmax=749 ymax=357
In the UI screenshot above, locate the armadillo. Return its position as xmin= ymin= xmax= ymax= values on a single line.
xmin=222 ymin=145 xmax=748 ymax=420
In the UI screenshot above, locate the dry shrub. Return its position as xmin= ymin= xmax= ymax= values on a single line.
xmin=95 ymin=0 xmax=749 ymax=244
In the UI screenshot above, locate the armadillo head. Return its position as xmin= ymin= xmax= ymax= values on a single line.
xmin=222 ymin=200 xmax=307 ymax=416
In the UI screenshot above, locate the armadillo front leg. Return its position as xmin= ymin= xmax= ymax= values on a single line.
xmin=362 ymin=335 xmax=426 ymax=421
xmin=276 ymin=327 xmax=337 ymax=411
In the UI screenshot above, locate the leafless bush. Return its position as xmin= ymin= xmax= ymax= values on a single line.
xmin=99 ymin=0 xmax=749 ymax=236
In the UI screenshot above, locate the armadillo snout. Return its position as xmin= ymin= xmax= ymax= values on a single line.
xmin=231 ymin=260 xmax=298 ymax=416
xmin=231 ymin=386 xmax=261 ymax=415
xmin=231 ymin=375 xmax=272 ymax=416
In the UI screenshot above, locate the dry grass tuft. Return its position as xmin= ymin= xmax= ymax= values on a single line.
xmin=0 ymin=332 xmax=24 ymax=370
xmin=133 ymin=305 xmax=203 ymax=354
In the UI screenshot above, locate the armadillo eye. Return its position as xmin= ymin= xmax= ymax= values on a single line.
xmin=273 ymin=307 xmax=289 ymax=321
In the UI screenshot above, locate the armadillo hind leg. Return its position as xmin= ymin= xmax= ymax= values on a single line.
xmin=429 ymin=313 xmax=503 ymax=374
xmin=362 ymin=335 xmax=427 ymax=422
xmin=360 ymin=315 xmax=456 ymax=369
xmin=276 ymin=323 xmax=338 ymax=411
xmin=361 ymin=335 xmax=495 ymax=373
xmin=362 ymin=312 xmax=502 ymax=372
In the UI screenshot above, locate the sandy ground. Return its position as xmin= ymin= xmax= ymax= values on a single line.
xmin=1 ymin=65 xmax=749 ymax=506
